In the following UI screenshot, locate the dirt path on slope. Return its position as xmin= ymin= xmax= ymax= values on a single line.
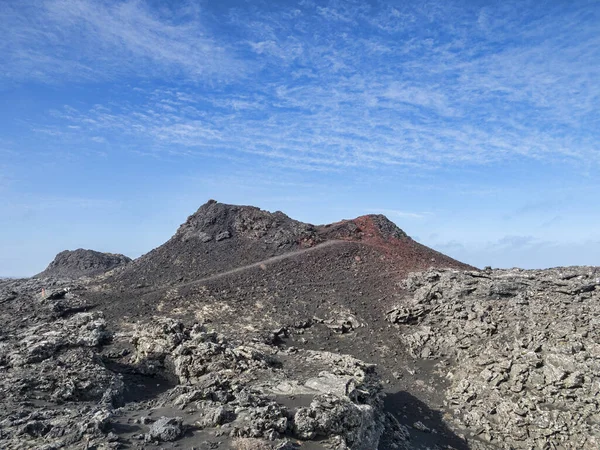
xmin=178 ymin=239 xmax=348 ymax=288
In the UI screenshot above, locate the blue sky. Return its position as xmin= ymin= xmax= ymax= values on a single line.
xmin=1 ymin=0 xmax=599 ymax=277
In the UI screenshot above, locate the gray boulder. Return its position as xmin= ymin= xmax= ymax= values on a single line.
xmin=146 ymin=416 xmax=184 ymax=442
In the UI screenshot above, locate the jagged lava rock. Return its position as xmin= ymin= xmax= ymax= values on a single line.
xmin=387 ymin=266 xmax=600 ymax=449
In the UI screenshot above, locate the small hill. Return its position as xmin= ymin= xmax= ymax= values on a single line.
xmin=36 ymin=249 xmax=132 ymax=279
xmin=109 ymin=199 xmax=470 ymax=289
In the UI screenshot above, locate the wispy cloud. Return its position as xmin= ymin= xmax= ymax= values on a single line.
xmin=435 ymin=235 xmax=600 ymax=269
xmin=491 ymin=235 xmax=544 ymax=250
xmin=0 ymin=0 xmax=244 ymax=82
xmin=4 ymin=0 xmax=600 ymax=171
xmin=367 ymin=208 xmax=432 ymax=220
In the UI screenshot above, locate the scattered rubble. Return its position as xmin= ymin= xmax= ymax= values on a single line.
xmin=0 ymin=287 xmax=397 ymax=449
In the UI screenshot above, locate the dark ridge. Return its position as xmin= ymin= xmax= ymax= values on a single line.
xmin=36 ymin=249 xmax=132 ymax=279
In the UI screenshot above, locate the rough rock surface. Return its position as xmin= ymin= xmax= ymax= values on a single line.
xmin=387 ymin=266 xmax=600 ymax=449
xmin=129 ymin=318 xmax=391 ymax=448
xmin=36 ymin=249 xmax=131 ymax=279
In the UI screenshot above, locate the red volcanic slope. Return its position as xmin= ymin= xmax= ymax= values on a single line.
xmin=106 ymin=201 xmax=472 ymax=289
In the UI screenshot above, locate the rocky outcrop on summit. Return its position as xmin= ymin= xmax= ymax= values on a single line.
xmin=318 ymin=214 xmax=407 ymax=242
xmin=36 ymin=249 xmax=131 ymax=279
xmin=109 ymin=200 xmax=323 ymax=287
xmin=177 ymin=199 xmax=319 ymax=247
